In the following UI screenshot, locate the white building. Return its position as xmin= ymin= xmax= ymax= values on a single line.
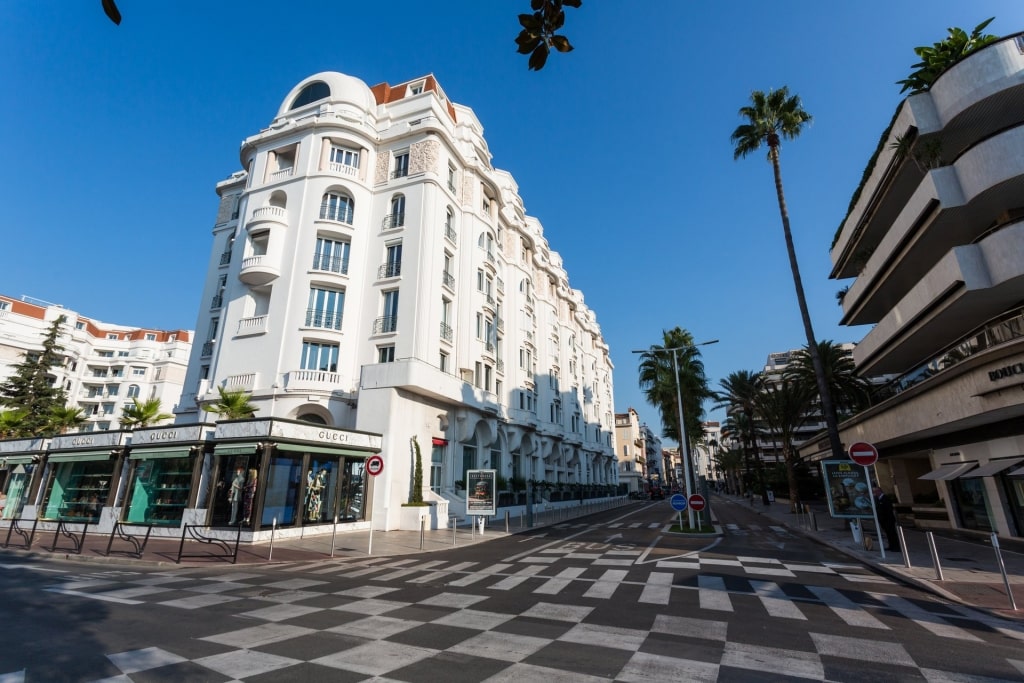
xmin=817 ymin=33 xmax=1024 ymax=538
xmin=0 ymin=294 xmax=192 ymax=430
xmin=174 ymin=72 xmax=617 ymax=532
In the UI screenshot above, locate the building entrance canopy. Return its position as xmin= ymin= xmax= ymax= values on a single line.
xmin=960 ymin=458 xmax=1024 ymax=478
xmin=919 ymin=462 xmax=978 ymax=480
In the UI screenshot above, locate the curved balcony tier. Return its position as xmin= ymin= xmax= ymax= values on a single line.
xmin=246 ymin=206 xmax=288 ymax=235
xmin=832 ymin=35 xmax=1024 ymax=279
xmin=841 ymin=123 xmax=1024 ymax=325
xmin=239 ymin=255 xmax=280 ymax=285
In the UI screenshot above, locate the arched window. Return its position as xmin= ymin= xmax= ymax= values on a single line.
xmin=127 ymin=384 xmax=140 ymax=398
xmin=290 ymin=81 xmax=330 ymax=110
xmin=390 ymin=195 xmax=405 ymax=228
xmin=320 ymin=192 xmax=354 ymax=224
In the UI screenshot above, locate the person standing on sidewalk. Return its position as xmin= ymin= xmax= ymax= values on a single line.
xmin=873 ymin=486 xmax=900 ymax=552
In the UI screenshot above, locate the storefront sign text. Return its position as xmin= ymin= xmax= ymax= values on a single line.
xmin=148 ymin=431 xmax=179 ymax=441
xmin=988 ymin=361 xmax=1024 ymax=382
xmin=70 ymin=436 xmax=95 ymax=446
xmin=318 ymin=430 xmax=351 ymax=443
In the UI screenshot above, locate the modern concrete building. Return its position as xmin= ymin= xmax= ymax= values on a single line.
xmin=0 ymin=294 xmax=192 ymax=432
xmin=170 ymin=71 xmax=617 ymax=532
xmin=815 ymin=33 xmax=1024 ymax=538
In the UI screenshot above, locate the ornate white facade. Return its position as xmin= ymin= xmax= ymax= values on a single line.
xmin=175 ymin=72 xmax=617 ymax=529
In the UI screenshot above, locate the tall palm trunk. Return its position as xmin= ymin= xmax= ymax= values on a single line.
xmin=769 ymin=144 xmax=844 ymax=461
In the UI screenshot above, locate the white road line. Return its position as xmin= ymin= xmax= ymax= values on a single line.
xmin=655 ymin=560 xmax=699 ymax=570
xmin=44 ymin=587 xmax=142 ymax=605
xmin=584 ymin=569 xmax=628 ymax=599
xmin=750 ymin=580 xmax=806 ymax=620
xmin=374 ymin=560 xmax=446 ymax=582
xmin=870 ymin=594 xmax=983 ymax=641
xmin=448 ymin=562 xmax=513 ymax=587
xmin=490 ymin=564 xmax=546 ymax=591
xmin=408 ymin=561 xmax=477 ymax=584
xmin=698 ymin=575 xmax=733 ymax=612
xmin=638 ymin=571 xmax=673 ymax=604
xmin=948 ymin=605 xmax=1024 ymax=642
xmin=807 ymin=586 xmax=888 ymax=629
xmin=534 ymin=567 xmax=587 ymax=595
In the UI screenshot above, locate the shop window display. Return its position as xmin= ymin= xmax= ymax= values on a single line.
xmin=124 ymin=457 xmax=193 ymax=525
xmin=262 ymin=456 xmax=302 ymax=527
xmin=211 ymin=454 xmax=258 ymax=526
xmin=2 ymin=464 xmax=35 ymax=520
xmin=40 ymin=461 xmax=114 ymax=522
xmin=305 ymin=458 xmax=338 ymax=524
xmin=339 ymin=460 xmax=365 ymax=522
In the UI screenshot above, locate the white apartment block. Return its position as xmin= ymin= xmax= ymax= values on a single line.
xmin=175 ymin=72 xmax=617 ymax=531
xmin=0 ymin=294 xmax=192 ymax=430
xmin=816 ymin=33 xmax=1024 ymax=538
xmin=614 ymin=408 xmax=645 ymax=493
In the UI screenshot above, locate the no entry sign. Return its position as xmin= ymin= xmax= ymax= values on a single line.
xmin=848 ymin=442 xmax=879 ymax=467
xmin=688 ymin=494 xmax=706 ymax=512
xmin=366 ymin=454 xmax=384 ymax=476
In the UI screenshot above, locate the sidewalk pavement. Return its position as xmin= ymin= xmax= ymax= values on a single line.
xmin=715 ymin=493 xmax=1024 ymax=620
xmin=0 ymin=521 xmax=511 ymax=569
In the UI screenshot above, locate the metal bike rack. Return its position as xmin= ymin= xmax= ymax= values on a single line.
xmin=49 ymin=520 xmax=91 ymax=554
xmin=105 ymin=522 xmax=154 ymax=559
xmin=2 ymin=518 xmax=38 ymax=549
xmin=176 ymin=524 xmax=242 ymax=564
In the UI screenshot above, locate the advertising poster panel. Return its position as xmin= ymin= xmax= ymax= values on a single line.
xmin=820 ymin=460 xmax=874 ymax=518
xmin=466 ymin=469 xmax=496 ymax=516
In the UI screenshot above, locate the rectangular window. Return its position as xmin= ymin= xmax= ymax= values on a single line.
xmin=306 ymin=287 xmax=345 ymax=330
xmin=392 ymin=152 xmax=409 ymax=179
xmin=439 ymin=351 xmax=449 ymax=373
xmin=144 ymin=333 xmax=156 ymax=341
xmin=330 ymin=146 xmax=359 ymax=172
xmin=378 ymin=345 xmax=396 ymax=363
xmin=301 ymin=341 xmax=339 ymax=372
xmin=313 ymin=237 xmax=350 ymax=274
xmin=475 ymin=361 xmax=483 ymax=388
xmin=0 ymin=301 xmax=8 ymax=311
xmin=379 ymin=290 xmax=399 ymax=333
xmin=476 ymin=313 xmax=484 ymax=339
xmin=107 ymin=333 xmax=118 ymax=340
xmin=383 ymin=243 xmax=402 ymax=278
xmin=132 ymin=367 xmax=146 ymax=377
xmin=447 ymin=164 xmax=456 ymax=192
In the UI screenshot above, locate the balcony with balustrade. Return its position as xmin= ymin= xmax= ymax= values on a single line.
xmin=239 ymin=254 xmax=281 ymax=286
xmin=442 ymin=271 xmax=455 ymax=290
xmin=382 ymin=213 xmax=405 ymax=231
xmin=378 ymin=262 xmax=402 ymax=280
xmin=285 ymin=369 xmax=343 ymax=392
xmin=440 ymin=322 xmax=453 ymax=342
xmin=246 ymin=205 xmax=288 ymax=233
xmin=236 ymin=315 xmax=269 ymax=337
xmin=304 ymin=309 xmax=343 ymax=331
xmin=373 ymin=316 xmax=398 ymax=334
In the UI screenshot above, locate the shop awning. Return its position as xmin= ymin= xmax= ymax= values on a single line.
xmin=274 ymin=443 xmax=370 ymax=457
xmin=431 ymin=437 xmax=449 ymax=447
xmin=129 ymin=447 xmax=193 ymax=461
xmin=47 ymin=450 xmax=116 ymax=463
xmin=919 ymin=462 xmax=978 ymax=480
xmin=1 ymin=455 xmax=38 ymax=466
xmin=214 ymin=443 xmax=260 ymax=456
xmin=960 ymin=458 xmax=1024 ymax=478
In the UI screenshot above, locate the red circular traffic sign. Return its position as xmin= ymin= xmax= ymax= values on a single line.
xmin=848 ymin=442 xmax=879 ymax=467
xmin=688 ymin=494 xmax=706 ymax=512
xmin=365 ymin=454 xmax=384 ymax=477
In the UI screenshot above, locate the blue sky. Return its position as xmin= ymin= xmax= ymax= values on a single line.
xmin=3 ymin=2 xmax=1022 ymax=433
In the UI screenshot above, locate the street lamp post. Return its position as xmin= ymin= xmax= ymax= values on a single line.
xmin=634 ymin=339 xmax=718 ymax=529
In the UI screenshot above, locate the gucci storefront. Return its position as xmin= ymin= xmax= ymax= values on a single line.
xmin=121 ymin=424 xmax=211 ymax=528
xmin=37 ymin=431 xmax=129 ymax=529
xmin=206 ymin=418 xmax=382 ymax=537
xmin=0 ymin=437 xmax=45 ymax=521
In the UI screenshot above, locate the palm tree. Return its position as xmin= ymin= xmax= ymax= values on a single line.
xmin=731 ymin=87 xmax=845 ymax=463
xmin=754 ymin=380 xmax=814 ymax=510
xmin=637 ymin=327 xmax=710 ymax=447
xmin=715 ymin=371 xmax=767 ymax=501
xmin=120 ymin=398 xmax=174 ymax=429
xmin=785 ymin=341 xmax=872 ymax=419
xmin=202 ymin=387 xmax=257 ymax=420
xmin=713 ymin=446 xmax=744 ymax=495
xmin=0 ymin=409 xmax=28 ymax=438
xmin=48 ymin=405 xmax=88 ymax=435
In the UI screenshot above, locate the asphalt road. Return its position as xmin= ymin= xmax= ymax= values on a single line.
xmin=2 ymin=500 xmax=1023 ymax=682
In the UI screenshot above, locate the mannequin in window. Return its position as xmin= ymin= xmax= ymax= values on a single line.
xmin=242 ymin=468 xmax=258 ymax=525
xmin=227 ymin=467 xmax=245 ymax=525
xmin=306 ymin=468 xmax=326 ymax=521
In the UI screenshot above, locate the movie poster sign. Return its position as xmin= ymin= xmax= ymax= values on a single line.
xmin=465 ymin=469 xmax=496 ymax=516
xmin=820 ymin=460 xmax=873 ymax=518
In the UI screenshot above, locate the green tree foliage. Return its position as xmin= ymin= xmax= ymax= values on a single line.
xmin=0 ymin=316 xmax=68 ymax=436
xmin=120 ymin=398 xmax=174 ymax=429
xmin=49 ymin=405 xmax=88 ymax=435
xmin=753 ymin=380 xmax=814 ymax=509
xmin=715 ymin=371 xmax=765 ymax=499
xmin=515 ymin=0 xmax=581 ymax=70
xmin=785 ymin=341 xmax=872 ymax=419
xmin=896 ymin=18 xmax=998 ymax=94
xmin=410 ymin=437 xmax=425 ymax=504
xmin=0 ymin=409 xmax=28 ymax=438
xmin=637 ymin=327 xmax=711 ymax=450
xmin=201 ymin=387 xmax=257 ymax=420
xmin=731 ymin=88 xmax=845 ymax=464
